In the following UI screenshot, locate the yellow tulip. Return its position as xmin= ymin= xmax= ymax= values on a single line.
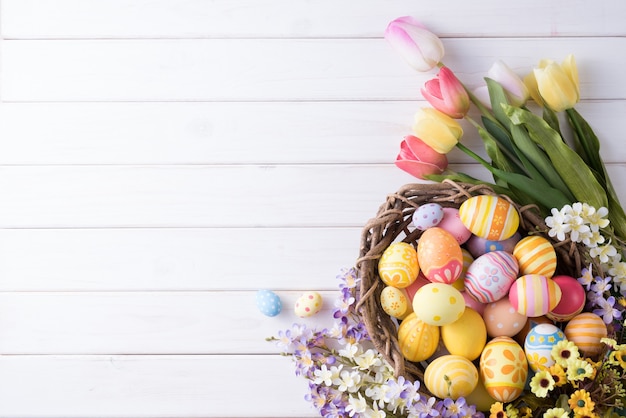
xmin=532 ymin=54 xmax=580 ymax=112
xmin=412 ymin=108 xmax=463 ymax=154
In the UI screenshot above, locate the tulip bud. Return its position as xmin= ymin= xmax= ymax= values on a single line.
xmin=487 ymin=60 xmax=530 ymax=107
xmin=395 ymin=135 xmax=448 ymax=179
xmin=412 ymin=108 xmax=463 ymax=154
xmin=421 ymin=67 xmax=470 ymax=119
xmin=532 ymin=54 xmax=580 ymax=112
xmin=384 ymin=16 xmax=445 ymax=72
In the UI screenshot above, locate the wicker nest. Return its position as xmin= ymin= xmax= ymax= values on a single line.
xmin=355 ymin=180 xmax=591 ymax=384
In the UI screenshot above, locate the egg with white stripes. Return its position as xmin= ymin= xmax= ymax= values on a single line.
xmin=513 ymin=236 xmax=557 ymax=278
xmin=424 ymin=355 xmax=479 ymax=399
xmin=459 ymin=195 xmax=519 ymax=241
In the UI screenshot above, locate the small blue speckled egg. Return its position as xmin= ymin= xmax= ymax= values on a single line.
xmin=412 ymin=203 xmax=444 ymax=231
xmin=256 ymin=289 xmax=282 ymax=317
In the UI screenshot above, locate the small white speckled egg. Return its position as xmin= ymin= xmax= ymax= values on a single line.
xmin=256 ymin=289 xmax=282 ymax=317
xmin=412 ymin=203 xmax=444 ymax=231
xmin=294 ymin=291 xmax=323 ymax=318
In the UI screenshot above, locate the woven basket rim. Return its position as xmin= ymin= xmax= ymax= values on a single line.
xmin=354 ymin=180 xmax=589 ymax=385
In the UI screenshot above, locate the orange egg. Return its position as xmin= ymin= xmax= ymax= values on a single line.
xmin=513 ymin=236 xmax=557 ymax=278
xmin=418 ymin=227 xmax=463 ymax=284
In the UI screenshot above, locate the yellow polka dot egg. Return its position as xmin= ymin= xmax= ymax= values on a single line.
xmin=413 ymin=282 xmax=465 ymax=326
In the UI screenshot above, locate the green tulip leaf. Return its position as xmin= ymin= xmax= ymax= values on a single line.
xmin=505 ymin=105 xmax=608 ymax=209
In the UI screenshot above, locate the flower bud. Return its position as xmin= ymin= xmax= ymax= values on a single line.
xmin=412 ymin=108 xmax=463 ymax=153
xmin=384 ymin=16 xmax=445 ymax=72
xmin=532 ymin=54 xmax=580 ymax=112
xmin=487 ymin=60 xmax=530 ymax=107
xmin=421 ymin=67 xmax=470 ymax=119
xmin=395 ymin=135 xmax=448 ymax=179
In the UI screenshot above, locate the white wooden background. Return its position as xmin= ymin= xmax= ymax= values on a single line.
xmin=0 ymin=1 xmax=624 ymax=417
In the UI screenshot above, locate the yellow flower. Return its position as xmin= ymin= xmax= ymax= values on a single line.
xmin=552 ymin=340 xmax=580 ymax=367
xmin=506 ymin=404 xmax=520 ymax=418
xmin=532 ymin=54 xmax=580 ymax=112
xmin=543 ymin=407 xmax=569 ymax=418
xmin=519 ymin=406 xmax=533 ymax=418
xmin=530 ymin=370 xmax=555 ymax=398
xmin=610 ymin=348 xmax=626 ymax=369
xmin=549 ymin=363 xmax=568 ymax=387
xmin=412 ymin=107 xmax=463 ymax=153
xmin=574 ymin=412 xmax=598 ymax=418
xmin=569 ymin=389 xmax=595 ymax=416
xmin=490 ymin=402 xmax=508 ymax=418
xmin=566 ymin=358 xmax=594 ymax=381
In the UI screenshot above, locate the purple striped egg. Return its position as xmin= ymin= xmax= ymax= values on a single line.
xmin=464 ymin=251 xmax=519 ymax=303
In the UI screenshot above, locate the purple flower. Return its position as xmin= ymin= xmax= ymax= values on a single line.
xmin=593 ymin=295 xmax=622 ymax=324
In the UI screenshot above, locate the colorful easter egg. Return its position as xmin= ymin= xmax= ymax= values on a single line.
xmin=294 ymin=291 xmax=323 ymax=317
xmin=404 ymin=272 xmax=431 ymax=303
xmin=398 ymin=312 xmax=440 ymax=362
xmin=412 ymin=203 xmax=444 ymax=231
xmin=378 ymin=242 xmax=419 ymax=288
xmin=564 ymin=312 xmax=607 ymax=356
xmin=380 ymin=286 xmax=412 ymax=319
xmin=548 ymin=275 xmax=586 ymax=322
xmin=483 ymin=297 xmax=528 ymax=338
xmin=464 ymin=251 xmax=519 ymax=303
xmin=437 ymin=207 xmax=472 ymax=244
xmin=441 ymin=308 xmax=487 ymax=360
xmin=418 ymin=227 xmax=463 ymax=284
xmin=256 ymin=289 xmax=282 ymax=317
xmin=424 ymin=355 xmax=479 ymax=399
xmin=465 ymin=375 xmax=498 ymax=412
xmin=413 ymin=282 xmax=465 ymax=326
xmin=480 ymin=336 xmax=528 ymax=402
xmin=462 ymin=290 xmax=486 ymax=315
xmin=524 ymin=323 xmax=565 ymax=371
xmin=513 ymin=316 xmax=554 ymax=346
xmin=513 ymin=236 xmax=557 ymax=278
xmin=459 ymin=195 xmax=520 ymax=241
xmin=466 ymin=232 xmax=522 ymax=258
xmin=508 ymin=274 xmax=562 ymax=317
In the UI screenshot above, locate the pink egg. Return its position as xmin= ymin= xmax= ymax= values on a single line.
xmin=405 ymin=272 xmax=431 ymax=303
xmin=418 ymin=227 xmax=463 ymax=284
xmin=466 ymin=232 xmax=522 ymax=258
xmin=482 ymin=298 xmax=528 ymax=337
xmin=464 ymin=251 xmax=519 ymax=303
xmin=437 ymin=208 xmax=472 ymax=244
xmin=547 ymin=275 xmax=586 ymax=322
xmin=508 ymin=274 xmax=562 ymax=317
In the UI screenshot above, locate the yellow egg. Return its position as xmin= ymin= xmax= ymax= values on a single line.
xmin=480 ymin=336 xmax=528 ymax=402
xmin=413 ymin=283 xmax=465 ymax=326
xmin=441 ymin=308 xmax=487 ymax=360
xmin=380 ymin=286 xmax=412 ymax=319
xmin=398 ymin=313 xmax=440 ymax=362
xmin=459 ymin=195 xmax=519 ymax=241
xmin=294 ymin=291 xmax=323 ymax=318
xmin=513 ymin=236 xmax=557 ymax=278
xmin=465 ymin=375 xmax=498 ymax=412
xmin=378 ymin=242 xmax=419 ymax=288
xmin=424 ymin=355 xmax=479 ymax=399
xmin=418 ymin=227 xmax=463 ymax=284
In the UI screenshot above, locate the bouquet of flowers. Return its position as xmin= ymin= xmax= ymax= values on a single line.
xmin=269 ymin=17 xmax=626 ymax=418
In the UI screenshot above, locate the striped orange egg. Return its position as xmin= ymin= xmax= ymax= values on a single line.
xmin=508 ymin=274 xmax=562 ymax=317
xmin=564 ymin=312 xmax=607 ymax=356
xmin=459 ymin=196 xmax=519 ymax=241
xmin=513 ymin=236 xmax=557 ymax=278
xmin=424 ymin=355 xmax=479 ymax=399
xmin=398 ymin=313 xmax=440 ymax=362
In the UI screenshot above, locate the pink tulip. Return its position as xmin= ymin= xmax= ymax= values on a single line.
xmin=421 ymin=67 xmax=470 ymax=119
xmin=384 ymin=17 xmax=445 ymax=72
xmin=395 ymin=135 xmax=448 ymax=179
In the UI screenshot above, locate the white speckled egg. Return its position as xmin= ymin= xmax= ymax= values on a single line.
xmin=412 ymin=203 xmax=444 ymax=231
xmin=482 ymin=297 xmax=528 ymax=337
xmin=524 ymin=323 xmax=565 ymax=371
xmin=464 ymin=251 xmax=519 ymax=303
xmin=294 ymin=291 xmax=323 ymax=317
xmin=413 ymin=282 xmax=465 ymax=326
xmin=256 ymin=289 xmax=282 ymax=317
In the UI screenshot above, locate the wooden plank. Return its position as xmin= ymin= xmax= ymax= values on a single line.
xmin=0 ymin=164 xmax=625 ymax=228
xmin=0 ymin=291 xmax=339 ymax=355
xmin=0 ymin=354 xmax=318 ymax=417
xmin=1 ymin=100 xmax=623 ymax=164
xmin=2 ymin=38 xmax=626 ymax=102
xmin=0 ymin=228 xmax=361 ymax=291
xmin=2 ymin=0 xmax=625 ymax=38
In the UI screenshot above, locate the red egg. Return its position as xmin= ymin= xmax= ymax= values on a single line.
xmin=547 ymin=275 xmax=586 ymax=322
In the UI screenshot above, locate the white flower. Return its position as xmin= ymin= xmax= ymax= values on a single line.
xmin=339 ymin=342 xmax=361 ymax=359
xmin=355 ymin=349 xmax=383 ymax=370
xmin=313 ymin=364 xmax=340 ymax=386
xmin=567 ymin=214 xmax=590 ymax=243
xmin=545 ymin=207 xmax=571 ymax=241
xmin=589 ymin=240 xmax=618 ymax=263
xmin=583 ymin=205 xmax=610 ymax=231
xmin=581 ymin=229 xmax=605 ymax=247
xmin=345 ymin=393 xmax=368 ymax=417
xmin=334 ymin=369 xmax=362 ymax=393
